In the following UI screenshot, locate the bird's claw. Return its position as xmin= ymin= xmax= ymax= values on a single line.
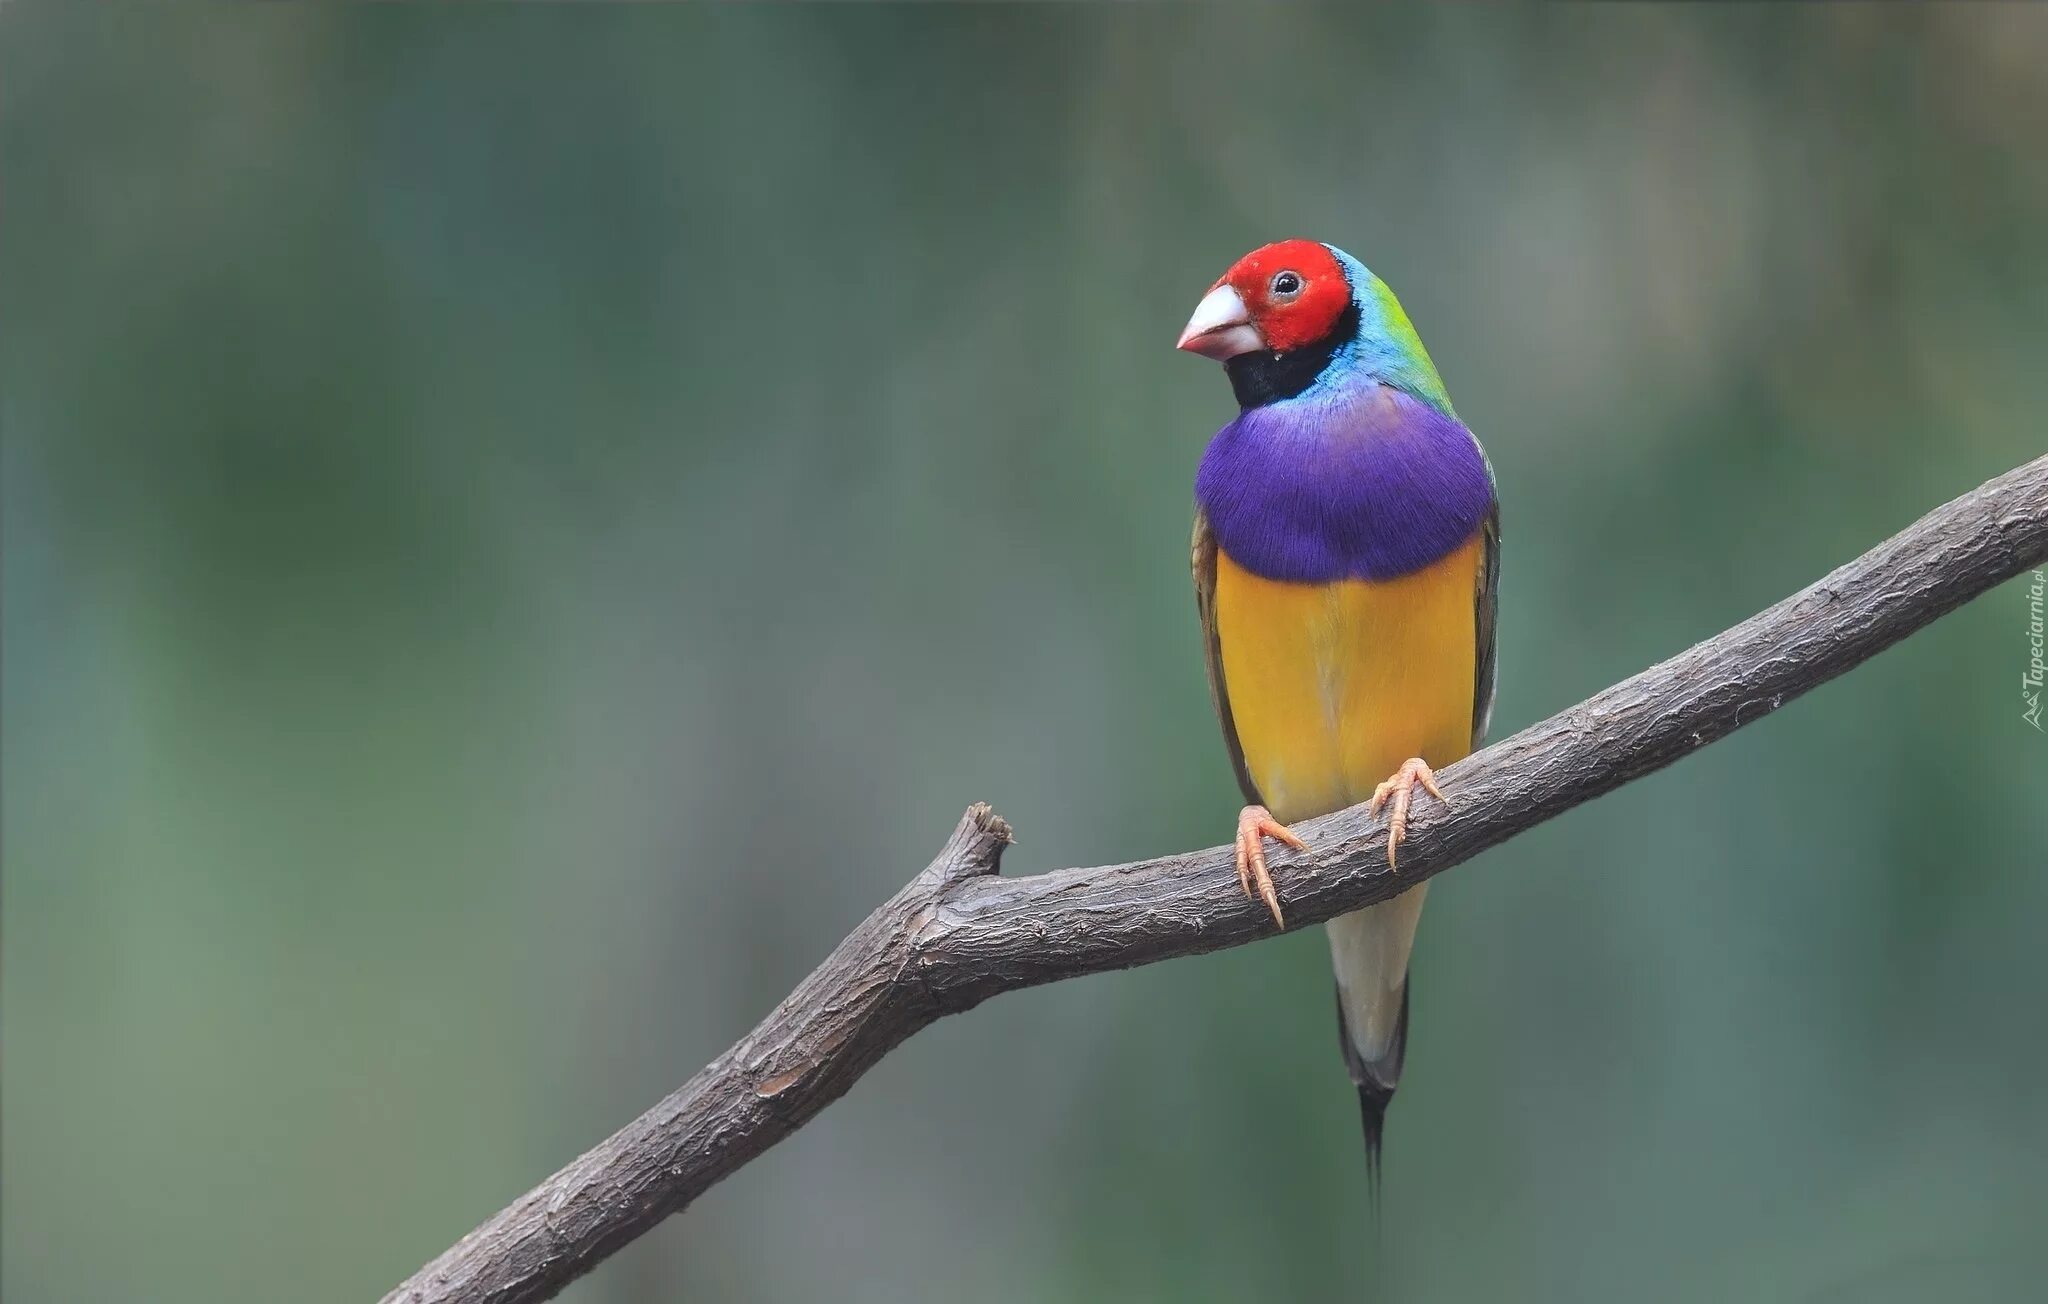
xmin=1233 ymin=805 xmax=1306 ymax=930
xmin=1367 ymin=757 xmax=1451 ymax=872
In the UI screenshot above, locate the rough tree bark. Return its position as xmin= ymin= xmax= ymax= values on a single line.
xmin=384 ymin=454 xmax=2048 ymax=1304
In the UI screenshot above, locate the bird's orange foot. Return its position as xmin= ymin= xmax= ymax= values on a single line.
xmin=1367 ymin=758 xmax=1451 ymax=871
xmin=1234 ymin=804 xmax=1307 ymax=930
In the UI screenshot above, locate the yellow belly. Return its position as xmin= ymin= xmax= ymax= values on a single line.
xmin=1214 ymin=534 xmax=1483 ymax=825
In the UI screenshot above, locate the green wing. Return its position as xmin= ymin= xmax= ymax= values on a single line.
xmin=1471 ymin=503 xmax=1501 ymax=749
xmin=1192 ymin=508 xmax=1263 ymax=806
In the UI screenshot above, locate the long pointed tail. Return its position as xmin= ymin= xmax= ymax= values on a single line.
xmin=1327 ymin=887 xmax=1427 ymax=1198
xmin=1336 ymin=977 xmax=1410 ymax=1197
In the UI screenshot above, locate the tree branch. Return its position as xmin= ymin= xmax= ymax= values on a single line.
xmin=384 ymin=454 xmax=2048 ymax=1304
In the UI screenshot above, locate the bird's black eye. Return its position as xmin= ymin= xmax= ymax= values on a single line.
xmin=1271 ymin=270 xmax=1303 ymax=297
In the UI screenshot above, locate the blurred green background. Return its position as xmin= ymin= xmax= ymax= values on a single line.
xmin=6 ymin=7 xmax=2047 ymax=1302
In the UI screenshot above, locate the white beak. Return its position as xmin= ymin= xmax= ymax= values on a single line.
xmin=1176 ymin=284 xmax=1264 ymax=360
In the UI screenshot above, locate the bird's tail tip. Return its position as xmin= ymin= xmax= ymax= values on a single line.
xmin=1335 ymin=979 xmax=1410 ymax=1214
xmin=1357 ymin=1077 xmax=1395 ymax=1208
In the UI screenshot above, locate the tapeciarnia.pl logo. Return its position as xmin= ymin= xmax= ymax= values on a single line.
xmin=2026 ymin=569 xmax=2046 ymax=732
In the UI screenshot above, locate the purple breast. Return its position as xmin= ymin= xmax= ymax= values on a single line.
xmin=1196 ymin=383 xmax=1494 ymax=584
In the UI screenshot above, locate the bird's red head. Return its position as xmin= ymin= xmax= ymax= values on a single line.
xmin=1176 ymin=239 xmax=1353 ymax=360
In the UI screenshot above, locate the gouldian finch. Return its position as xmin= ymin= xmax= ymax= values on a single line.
xmin=1178 ymin=240 xmax=1499 ymax=1179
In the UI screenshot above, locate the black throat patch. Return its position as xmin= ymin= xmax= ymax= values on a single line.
xmin=1224 ymin=301 xmax=1361 ymax=408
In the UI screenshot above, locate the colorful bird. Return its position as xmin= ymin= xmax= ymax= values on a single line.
xmin=1178 ymin=240 xmax=1499 ymax=1182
